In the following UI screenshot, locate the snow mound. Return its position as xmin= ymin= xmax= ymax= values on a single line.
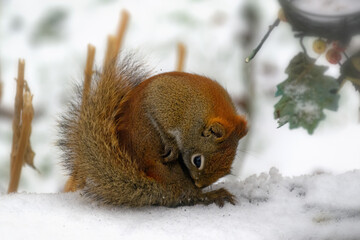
xmin=2 ymin=168 xmax=360 ymax=240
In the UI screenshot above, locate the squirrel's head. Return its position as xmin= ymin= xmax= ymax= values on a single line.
xmin=181 ymin=115 xmax=247 ymax=188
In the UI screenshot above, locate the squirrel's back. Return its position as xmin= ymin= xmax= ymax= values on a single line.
xmin=140 ymin=71 xmax=240 ymax=133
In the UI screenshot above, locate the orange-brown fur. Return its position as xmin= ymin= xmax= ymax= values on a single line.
xmin=59 ymin=59 xmax=247 ymax=207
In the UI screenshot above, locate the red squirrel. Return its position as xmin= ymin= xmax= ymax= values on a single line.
xmin=59 ymin=59 xmax=247 ymax=207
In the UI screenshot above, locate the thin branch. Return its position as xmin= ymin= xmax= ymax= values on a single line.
xmin=176 ymin=42 xmax=186 ymax=72
xmin=23 ymin=81 xmax=36 ymax=170
xmin=113 ymin=10 xmax=130 ymax=59
xmin=245 ymin=18 xmax=280 ymax=63
xmin=104 ymin=10 xmax=130 ymax=70
xmin=299 ymin=36 xmax=308 ymax=57
xmin=10 ymin=59 xmax=25 ymax=178
xmin=64 ymin=176 xmax=76 ymax=192
xmin=82 ymin=44 xmax=96 ymax=106
xmin=103 ymin=35 xmax=116 ymax=70
xmin=8 ymin=85 xmax=34 ymax=193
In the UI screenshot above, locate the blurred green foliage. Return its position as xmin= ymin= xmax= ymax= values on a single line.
xmin=31 ymin=8 xmax=68 ymax=45
xmin=274 ymin=52 xmax=340 ymax=134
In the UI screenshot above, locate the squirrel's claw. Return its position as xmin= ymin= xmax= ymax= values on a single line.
xmin=202 ymin=188 xmax=237 ymax=207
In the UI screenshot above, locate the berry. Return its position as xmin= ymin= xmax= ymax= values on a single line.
xmin=312 ymin=39 xmax=327 ymax=54
xmin=332 ymin=41 xmax=346 ymax=52
xmin=326 ymin=49 xmax=342 ymax=64
xmin=278 ymin=8 xmax=287 ymax=22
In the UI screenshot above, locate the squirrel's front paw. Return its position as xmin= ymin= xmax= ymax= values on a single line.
xmin=203 ymin=188 xmax=236 ymax=207
xmin=161 ymin=144 xmax=179 ymax=163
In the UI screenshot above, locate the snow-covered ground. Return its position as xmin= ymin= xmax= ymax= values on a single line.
xmin=1 ymin=0 xmax=360 ymax=239
xmin=2 ymin=168 xmax=360 ymax=240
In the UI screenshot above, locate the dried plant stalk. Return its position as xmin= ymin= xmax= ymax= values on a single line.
xmin=10 ymin=59 xmax=25 ymax=175
xmin=103 ymin=10 xmax=130 ymax=69
xmin=23 ymin=81 xmax=35 ymax=169
xmin=64 ymin=176 xmax=76 ymax=192
xmin=114 ymin=10 xmax=130 ymax=58
xmin=176 ymin=42 xmax=186 ymax=72
xmin=103 ymin=35 xmax=116 ymax=69
xmin=8 ymin=90 xmax=34 ymax=193
xmin=82 ymin=44 xmax=96 ymax=105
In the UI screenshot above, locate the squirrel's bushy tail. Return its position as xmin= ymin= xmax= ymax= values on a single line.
xmin=58 ymin=58 xmax=175 ymax=206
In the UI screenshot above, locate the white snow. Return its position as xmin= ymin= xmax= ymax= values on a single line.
xmin=2 ymin=168 xmax=360 ymax=240
xmin=284 ymin=83 xmax=308 ymax=96
xmin=282 ymin=82 xmax=323 ymax=124
xmin=294 ymin=100 xmax=321 ymax=123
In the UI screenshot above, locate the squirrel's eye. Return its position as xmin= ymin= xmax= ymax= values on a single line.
xmin=191 ymin=154 xmax=204 ymax=170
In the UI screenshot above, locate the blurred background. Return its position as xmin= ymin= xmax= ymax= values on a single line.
xmin=0 ymin=0 xmax=359 ymax=193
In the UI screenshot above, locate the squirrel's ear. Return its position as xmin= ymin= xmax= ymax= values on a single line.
xmin=203 ymin=117 xmax=232 ymax=142
xmin=234 ymin=115 xmax=248 ymax=139
xmin=203 ymin=116 xmax=248 ymax=141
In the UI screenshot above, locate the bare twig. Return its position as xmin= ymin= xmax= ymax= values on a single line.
xmin=8 ymin=81 xmax=34 ymax=193
xmin=245 ymin=18 xmax=280 ymax=63
xmin=64 ymin=176 xmax=76 ymax=192
xmin=10 ymin=59 xmax=25 ymax=177
xmin=176 ymin=42 xmax=186 ymax=72
xmin=103 ymin=10 xmax=130 ymax=69
xmin=82 ymin=44 xmax=96 ymax=105
xmin=23 ymin=81 xmax=35 ymax=169
xmin=114 ymin=10 xmax=130 ymax=58
xmin=103 ymin=35 xmax=116 ymax=70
